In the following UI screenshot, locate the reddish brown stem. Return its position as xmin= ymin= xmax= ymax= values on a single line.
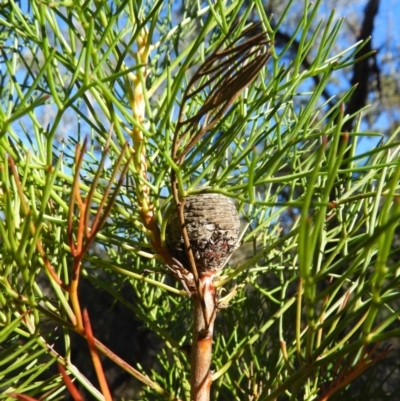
xmin=190 ymin=273 xmax=217 ymax=401
xmin=8 ymin=394 xmax=39 ymax=401
xmin=83 ymin=310 xmax=112 ymax=401
xmin=58 ymin=365 xmax=84 ymax=401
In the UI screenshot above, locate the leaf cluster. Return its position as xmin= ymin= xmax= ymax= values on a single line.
xmin=0 ymin=0 xmax=400 ymax=400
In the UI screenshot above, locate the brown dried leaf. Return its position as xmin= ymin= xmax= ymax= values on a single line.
xmin=172 ymin=22 xmax=271 ymax=164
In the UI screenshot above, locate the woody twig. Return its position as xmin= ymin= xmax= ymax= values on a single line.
xmin=169 ymin=22 xmax=271 ymax=401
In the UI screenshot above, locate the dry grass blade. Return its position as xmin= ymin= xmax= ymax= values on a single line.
xmin=172 ymin=22 xmax=271 ymax=164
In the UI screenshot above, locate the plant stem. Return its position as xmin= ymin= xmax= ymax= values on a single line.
xmin=190 ymin=273 xmax=217 ymax=401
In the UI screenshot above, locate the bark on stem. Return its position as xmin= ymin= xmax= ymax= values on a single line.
xmin=190 ymin=273 xmax=217 ymax=401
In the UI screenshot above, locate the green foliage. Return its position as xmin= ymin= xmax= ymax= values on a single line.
xmin=1 ymin=0 xmax=400 ymax=400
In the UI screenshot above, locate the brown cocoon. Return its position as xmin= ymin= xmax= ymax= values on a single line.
xmin=166 ymin=193 xmax=240 ymax=274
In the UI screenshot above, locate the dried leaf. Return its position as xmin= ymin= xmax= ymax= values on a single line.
xmin=172 ymin=22 xmax=271 ymax=163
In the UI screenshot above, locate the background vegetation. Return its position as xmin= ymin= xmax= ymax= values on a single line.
xmin=1 ymin=0 xmax=400 ymax=400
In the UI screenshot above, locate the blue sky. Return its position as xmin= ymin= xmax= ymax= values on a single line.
xmin=2 ymin=0 xmax=398 ymax=155
xmin=314 ymin=0 xmax=400 ymax=153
